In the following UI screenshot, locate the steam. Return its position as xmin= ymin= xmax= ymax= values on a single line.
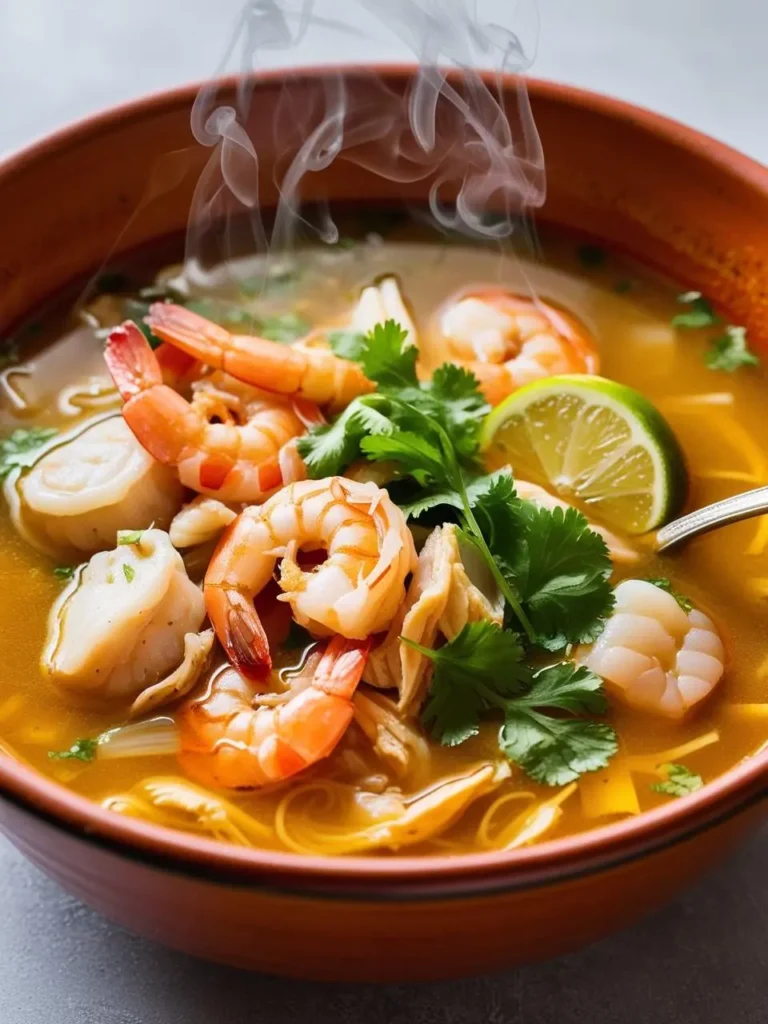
xmin=184 ymin=0 xmax=544 ymax=287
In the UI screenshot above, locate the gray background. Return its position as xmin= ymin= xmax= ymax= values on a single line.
xmin=0 ymin=1 xmax=766 ymax=1021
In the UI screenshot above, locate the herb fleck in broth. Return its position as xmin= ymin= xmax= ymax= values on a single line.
xmin=0 ymin=214 xmax=766 ymax=856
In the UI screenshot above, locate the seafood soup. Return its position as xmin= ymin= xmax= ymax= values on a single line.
xmin=1 ymin=216 xmax=766 ymax=856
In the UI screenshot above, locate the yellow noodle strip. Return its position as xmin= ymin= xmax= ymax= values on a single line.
xmin=476 ymin=790 xmax=536 ymax=849
xmin=721 ymin=703 xmax=768 ymax=721
xmin=626 ymin=730 xmax=719 ymax=777
xmin=663 ymin=393 xmax=735 ymax=409
xmin=497 ymin=783 xmax=578 ymax=851
xmin=579 ymin=756 xmax=640 ymax=818
xmin=102 ymin=777 xmax=274 ymax=846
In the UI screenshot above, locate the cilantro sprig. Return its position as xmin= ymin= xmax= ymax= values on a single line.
xmin=299 ymin=320 xmax=614 ymax=648
xmin=412 ymin=623 xmax=617 ymax=785
xmin=0 ymin=428 xmax=57 ymax=479
xmin=671 ymin=292 xmax=759 ymax=372
xmin=48 ymin=737 xmax=99 ymax=763
xmin=651 ymin=763 xmax=703 ymax=797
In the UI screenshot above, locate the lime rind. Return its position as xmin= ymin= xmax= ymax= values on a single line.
xmin=480 ymin=374 xmax=688 ymax=533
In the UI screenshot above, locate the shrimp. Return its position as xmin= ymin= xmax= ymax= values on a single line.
xmin=205 ymin=477 xmax=417 ymax=681
xmin=433 ymin=288 xmax=599 ymax=405
xmin=105 ymin=321 xmax=317 ymax=503
xmin=177 ymin=637 xmax=370 ymax=788
xmin=145 ymin=302 xmax=374 ymax=410
xmin=580 ymin=579 xmax=726 ymax=719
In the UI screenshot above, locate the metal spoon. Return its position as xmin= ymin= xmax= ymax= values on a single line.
xmin=655 ymin=485 xmax=768 ymax=552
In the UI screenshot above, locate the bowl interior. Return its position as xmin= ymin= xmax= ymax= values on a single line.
xmin=0 ymin=69 xmax=767 ymax=891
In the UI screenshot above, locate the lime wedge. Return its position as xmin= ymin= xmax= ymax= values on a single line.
xmin=480 ymin=375 xmax=687 ymax=533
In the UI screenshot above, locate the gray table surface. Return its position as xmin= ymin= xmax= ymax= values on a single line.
xmin=0 ymin=2 xmax=766 ymax=1021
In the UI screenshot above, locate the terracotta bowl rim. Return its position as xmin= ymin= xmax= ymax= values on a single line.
xmin=0 ymin=67 xmax=766 ymax=898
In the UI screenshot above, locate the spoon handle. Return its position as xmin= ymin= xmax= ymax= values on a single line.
xmin=655 ymin=485 xmax=768 ymax=552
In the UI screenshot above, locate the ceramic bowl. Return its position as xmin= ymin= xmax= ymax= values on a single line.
xmin=0 ymin=69 xmax=766 ymax=982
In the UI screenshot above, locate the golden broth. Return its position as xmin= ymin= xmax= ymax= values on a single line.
xmin=1 ymin=218 xmax=767 ymax=855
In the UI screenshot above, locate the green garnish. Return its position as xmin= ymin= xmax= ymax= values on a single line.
xmin=48 ymin=737 xmax=99 ymax=763
xmin=671 ymin=291 xmax=720 ymax=329
xmin=645 ymin=577 xmax=694 ymax=613
xmin=0 ymin=428 xmax=57 ymax=479
xmin=117 ymin=527 xmax=148 ymax=546
xmin=651 ymin=763 xmax=703 ymax=797
xmin=53 ymin=565 xmax=78 ymax=582
xmin=472 ymin=477 xmax=615 ymax=650
xmin=576 ymin=244 xmax=606 ymax=269
xmin=671 ymin=293 xmax=759 ymax=372
xmin=414 ymin=623 xmax=617 ymax=785
xmin=122 ymin=564 xmax=136 ymax=583
xmin=705 ymin=325 xmax=760 ymax=373
xmin=299 ymin=321 xmax=615 ymax=649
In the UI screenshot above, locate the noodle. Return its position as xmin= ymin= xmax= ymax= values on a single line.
xmin=103 ymin=777 xmax=275 ymax=846
xmin=476 ymin=790 xmax=536 ymax=848
xmin=626 ymin=730 xmax=720 ymax=776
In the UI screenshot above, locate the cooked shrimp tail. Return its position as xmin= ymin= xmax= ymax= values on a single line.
xmin=178 ymin=637 xmax=371 ymax=789
xmin=105 ymin=321 xmax=164 ymax=397
xmin=204 ymin=478 xmax=416 ymax=680
xmin=205 ymin=569 xmax=272 ymax=683
xmin=105 ymin=321 xmax=309 ymax=503
xmin=146 ymin=302 xmax=374 ymax=408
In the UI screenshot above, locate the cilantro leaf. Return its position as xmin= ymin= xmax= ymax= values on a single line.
xmin=645 ymin=577 xmax=693 ymax=613
xmin=415 ymin=622 xmax=530 ymax=745
xmin=296 ymin=395 xmax=394 ymax=477
xmin=358 ymin=320 xmax=418 ymax=388
xmin=500 ymin=663 xmax=617 ymax=785
xmin=651 ymin=762 xmax=703 ymax=797
xmin=117 ymin=527 xmax=148 ymax=546
xmin=423 ymin=363 xmax=489 ymax=460
xmin=48 ymin=737 xmax=99 ymax=762
xmin=396 ymin=470 xmax=506 ymax=521
xmin=511 ymin=662 xmax=608 ymax=715
xmin=484 ymin=500 xmax=614 ymax=650
xmin=501 ymin=711 xmax=618 ymax=786
xmin=53 ymin=565 xmax=78 ymax=582
xmin=415 ymin=628 xmax=617 ymax=785
xmin=361 ymin=431 xmax=446 ymax=486
xmin=705 ymin=325 xmax=760 ymax=372
xmin=122 ymin=563 xmax=135 ymax=583
xmin=671 ymin=291 xmax=720 ymax=329
xmin=0 ymin=428 xmax=57 ymax=479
